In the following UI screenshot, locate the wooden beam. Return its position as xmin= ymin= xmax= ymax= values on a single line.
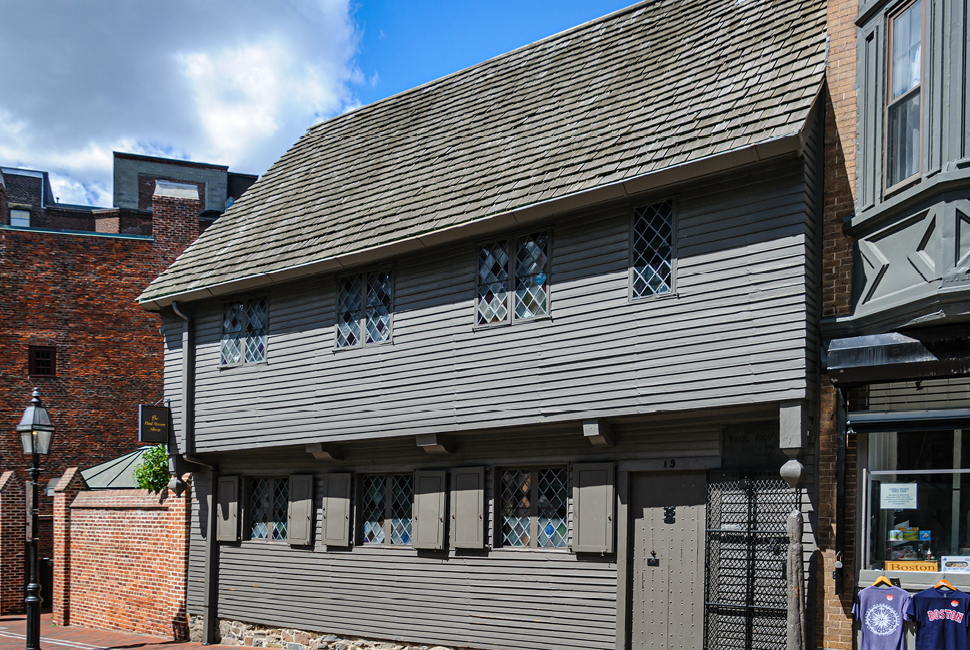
xmin=583 ymin=419 xmax=615 ymax=447
xmin=305 ymin=442 xmax=345 ymax=461
xmin=416 ymin=433 xmax=454 ymax=455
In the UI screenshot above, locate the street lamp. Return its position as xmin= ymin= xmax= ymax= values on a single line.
xmin=16 ymin=388 xmax=54 ymax=650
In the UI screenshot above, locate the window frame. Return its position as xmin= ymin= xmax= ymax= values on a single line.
xmin=219 ymin=296 xmax=269 ymax=367
xmin=9 ymin=209 xmax=31 ymax=228
xmin=334 ymin=267 xmax=395 ymax=350
xmin=474 ymin=229 xmax=553 ymax=330
xmin=497 ymin=465 xmax=569 ymax=551
xmin=246 ymin=476 xmax=289 ymax=543
xmin=28 ymin=346 xmax=57 ymax=378
xmin=883 ymin=0 xmax=925 ymax=195
xmin=357 ymin=473 xmax=414 ymax=547
xmin=628 ymin=198 xmax=679 ymax=302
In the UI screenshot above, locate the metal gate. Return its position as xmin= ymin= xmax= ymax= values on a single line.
xmin=704 ymin=471 xmax=797 ymax=650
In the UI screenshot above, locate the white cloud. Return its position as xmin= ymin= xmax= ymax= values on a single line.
xmin=0 ymin=0 xmax=361 ymax=206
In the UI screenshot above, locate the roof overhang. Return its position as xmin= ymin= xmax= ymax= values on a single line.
xmin=827 ymin=327 xmax=970 ymax=386
xmin=140 ymin=94 xmax=821 ymax=312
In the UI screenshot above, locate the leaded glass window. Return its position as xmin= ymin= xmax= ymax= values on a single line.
xmin=501 ymin=467 xmax=568 ymax=549
xmin=886 ymin=0 xmax=922 ymax=188
xmin=336 ymin=270 xmax=393 ymax=348
xmin=632 ymin=200 xmax=674 ymax=299
xmin=477 ymin=232 xmax=549 ymax=325
xmin=221 ymin=298 xmax=268 ymax=365
xmin=360 ymin=474 xmax=413 ymax=545
xmin=250 ymin=477 xmax=288 ymax=541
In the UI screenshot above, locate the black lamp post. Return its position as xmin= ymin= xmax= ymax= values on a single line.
xmin=16 ymin=388 xmax=54 ymax=650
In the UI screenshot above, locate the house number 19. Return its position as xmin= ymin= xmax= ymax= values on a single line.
xmin=664 ymin=459 xmax=676 ymax=468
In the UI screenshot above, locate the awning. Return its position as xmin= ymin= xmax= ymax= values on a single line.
xmin=827 ymin=328 xmax=970 ymax=386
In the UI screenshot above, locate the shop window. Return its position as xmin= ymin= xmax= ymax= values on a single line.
xmin=360 ymin=474 xmax=413 ymax=545
xmin=476 ymin=231 xmax=550 ymax=326
xmin=631 ymin=200 xmax=675 ymax=299
xmin=865 ymin=429 xmax=970 ymax=570
xmin=500 ymin=467 xmax=567 ymax=548
xmin=885 ymin=0 xmax=922 ymax=189
xmin=250 ymin=477 xmax=288 ymax=541
xmin=336 ymin=269 xmax=393 ymax=348
xmin=28 ymin=346 xmax=56 ymax=377
xmin=221 ymin=298 xmax=267 ymax=365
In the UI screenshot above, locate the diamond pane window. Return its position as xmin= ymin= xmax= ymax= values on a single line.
xmin=501 ymin=467 xmax=568 ymax=549
xmin=336 ymin=270 xmax=393 ymax=348
xmin=477 ymin=232 xmax=549 ymax=326
xmin=477 ymin=241 xmax=510 ymax=324
xmin=632 ymin=201 xmax=674 ymax=299
xmin=222 ymin=299 xmax=268 ymax=365
xmin=886 ymin=0 xmax=922 ymax=187
xmin=361 ymin=474 xmax=413 ymax=545
xmin=250 ymin=477 xmax=288 ymax=541
xmin=514 ymin=233 xmax=549 ymax=319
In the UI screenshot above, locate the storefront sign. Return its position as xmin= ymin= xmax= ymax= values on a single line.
xmin=139 ymin=405 xmax=170 ymax=443
xmin=880 ymin=483 xmax=918 ymax=509
xmin=884 ymin=560 xmax=939 ymax=572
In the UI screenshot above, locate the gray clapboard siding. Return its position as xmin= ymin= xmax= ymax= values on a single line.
xmin=164 ymin=155 xmax=818 ymax=452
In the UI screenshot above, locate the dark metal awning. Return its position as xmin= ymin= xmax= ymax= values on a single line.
xmin=827 ymin=329 xmax=970 ymax=386
xmin=847 ymin=408 xmax=970 ymax=433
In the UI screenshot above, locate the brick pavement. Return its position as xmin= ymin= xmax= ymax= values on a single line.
xmin=0 ymin=614 xmax=221 ymax=650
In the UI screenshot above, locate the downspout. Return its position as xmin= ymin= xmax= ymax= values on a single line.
xmin=171 ymin=301 xmax=218 ymax=645
xmin=834 ymin=388 xmax=847 ymax=595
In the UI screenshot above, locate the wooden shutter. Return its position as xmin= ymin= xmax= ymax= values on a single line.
xmin=450 ymin=466 xmax=485 ymax=549
xmin=412 ymin=470 xmax=447 ymax=550
xmin=571 ymin=462 xmax=615 ymax=553
xmin=216 ymin=475 xmax=239 ymax=542
xmin=321 ymin=473 xmax=352 ymax=547
xmin=288 ymin=474 xmax=314 ymax=546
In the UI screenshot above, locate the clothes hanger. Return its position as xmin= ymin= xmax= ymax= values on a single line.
xmin=872 ymin=576 xmax=894 ymax=588
xmin=935 ymin=579 xmax=955 ymax=591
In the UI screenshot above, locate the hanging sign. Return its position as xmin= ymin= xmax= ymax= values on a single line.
xmin=139 ymin=405 xmax=170 ymax=444
xmin=880 ymin=483 xmax=917 ymax=509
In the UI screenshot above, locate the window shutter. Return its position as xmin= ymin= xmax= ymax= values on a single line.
xmin=571 ymin=463 xmax=615 ymax=553
xmin=288 ymin=474 xmax=314 ymax=546
xmin=412 ymin=470 xmax=447 ymax=550
xmin=450 ymin=467 xmax=485 ymax=549
xmin=321 ymin=473 xmax=352 ymax=547
xmin=216 ymin=475 xmax=239 ymax=542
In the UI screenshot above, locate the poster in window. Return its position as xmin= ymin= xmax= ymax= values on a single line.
xmin=880 ymin=483 xmax=917 ymax=509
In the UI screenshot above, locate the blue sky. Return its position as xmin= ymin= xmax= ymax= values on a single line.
xmin=0 ymin=0 xmax=633 ymax=206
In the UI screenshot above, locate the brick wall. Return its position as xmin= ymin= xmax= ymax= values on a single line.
xmin=818 ymin=0 xmax=859 ymax=643
xmin=53 ymin=469 xmax=192 ymax=640
xmin=0 ymin=190 xmax=199 ymax=584
xmin=138 ymin=176 xmax=205 ymax=212
xmin=0 ymin=471 xmax=25 ymax=615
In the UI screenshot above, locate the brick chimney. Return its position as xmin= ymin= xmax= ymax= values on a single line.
xmin=151 ymin=181 xmax=201 ymax=269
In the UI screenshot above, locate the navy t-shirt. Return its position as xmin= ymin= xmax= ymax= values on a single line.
xmin=906 ymin=587 xmax=970 ymax=650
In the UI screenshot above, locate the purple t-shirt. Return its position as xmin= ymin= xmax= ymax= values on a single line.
xmin=853 ymin=585 xmax=912 ymax=650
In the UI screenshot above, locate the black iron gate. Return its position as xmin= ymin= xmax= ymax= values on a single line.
xmin=704 ymin=470 xmax=797 ymax=650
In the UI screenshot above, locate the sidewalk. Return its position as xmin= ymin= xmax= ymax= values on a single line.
xmin=0 ymin=614 xmax=222 ymax=650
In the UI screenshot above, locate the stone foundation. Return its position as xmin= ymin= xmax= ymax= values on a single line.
xmin=189 ymin=616 xmax=465 ymax=650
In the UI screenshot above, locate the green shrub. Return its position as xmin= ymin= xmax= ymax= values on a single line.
xmin=134 ymin=444 xmax=171 ymax=493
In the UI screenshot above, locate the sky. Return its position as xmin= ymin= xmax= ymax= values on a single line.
xmin=0 ymin=0 xmax=633 ymax=207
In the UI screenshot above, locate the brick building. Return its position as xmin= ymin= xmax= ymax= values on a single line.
xmin=0 ymin=154 xmax=255 ymax=615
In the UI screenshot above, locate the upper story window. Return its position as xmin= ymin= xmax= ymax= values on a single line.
xmin=631 ymin=200 xmax=674 ymax=299
xmin=9 ymin=209 xmax=30 ymax=228
xmin=336 ymin=269 xmax=393 ymax=348
xmin=477 ymin=231 xmax=550 ymax=326
xmin=500 ymin=467 xmax=568 ymax=549
xmin=250 ymin=477 xmax=288 ymax=541
xmin=886 ymin=0 xmax=922 ymax=189
xmin=221 ymin=298 xmax=267 ymax=365
xmin=28 ymin=346 xmax=56 ymax=377
xmin=361 ymin=474 xmax=413 ymax=545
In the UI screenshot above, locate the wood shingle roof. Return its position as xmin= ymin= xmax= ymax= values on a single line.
xmin=140 ymin=0 xmax=826 ymax=306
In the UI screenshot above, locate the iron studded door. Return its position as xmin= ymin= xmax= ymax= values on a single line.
xmin=630 ymin=471 xmax=706 ymax=649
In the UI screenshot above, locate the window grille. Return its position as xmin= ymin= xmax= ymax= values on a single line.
xmin=28 ymin=346 xmax=56 ymax=377
xmin=221 ymin=298 xmax=267 ymax=365
xmin=501 ymin=467 xmax=567 ymax=548
xmin=361 ymin=474 xmax=413 ymax=545
xmin=632 ymin=200 xmax=674 ymax=298
xmin=336 ymin=270 xmax=393 ymax=348
xmin=886 ymin=0 xmax=922 ymax=188
xmin=250 ymin=477 xmax=288 ymax=541
xmin=477 ymin=231 xmax=549 ymax=325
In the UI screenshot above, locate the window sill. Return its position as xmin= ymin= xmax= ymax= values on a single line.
xmin=629 ymin=290 xmax=679 ymax=305
xmin=333 ymin=338 xmax=394 ymax=352
xmin=473 ymin=314 xmax=552 ymax=332
xmin=884 ymin=174 xmax=922 ymax=201
xmin=219 ymin=361 xmax=269 ymax=370
xmin=27 ymin=375 xmax=57 ymax=379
